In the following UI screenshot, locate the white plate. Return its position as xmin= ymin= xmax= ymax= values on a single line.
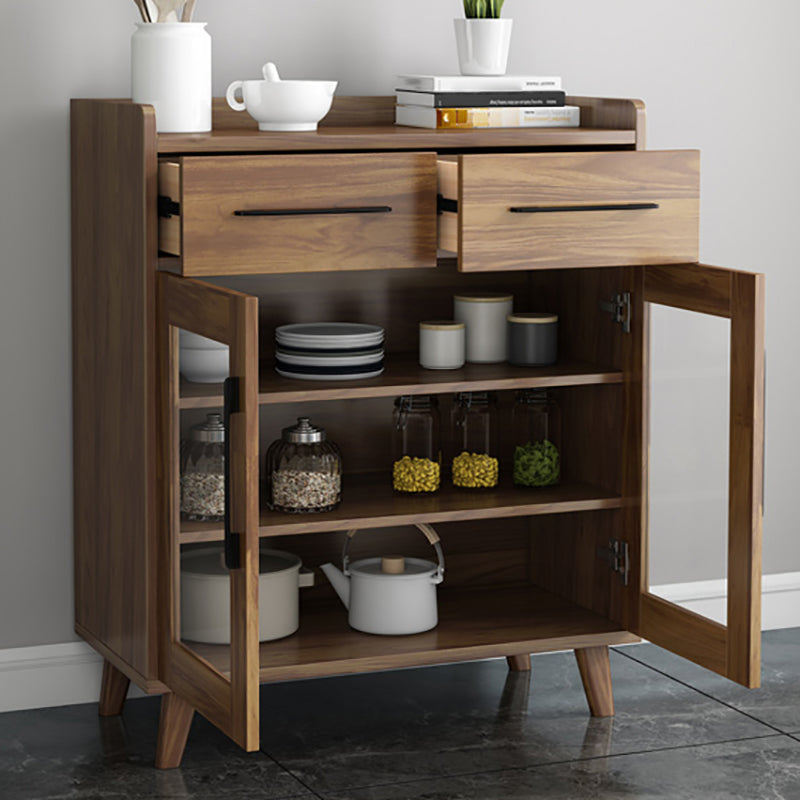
xmin=276 ymin=366 xmax=384 ymax=382
xmin=276 ymin=335 xmax=384 ymax=350
xmin=276 ymin=350 xmax=384 ymax=367
xmin=276 ymin=322 xmax=384 ymax=339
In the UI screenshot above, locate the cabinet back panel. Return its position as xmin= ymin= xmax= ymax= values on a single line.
xmin=255 ymin=518 xmax=531 ymax=603
xmin=529 ymin=509 xmax=625 ymax=624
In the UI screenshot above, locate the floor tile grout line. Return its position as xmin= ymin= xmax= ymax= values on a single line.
xmin=260 ymin=749 xmax=327 ymax=800
xmin=261 ymin=732 xmax=792 ymax=797
xmin=612 ymin=646 xmax=792 ymax=736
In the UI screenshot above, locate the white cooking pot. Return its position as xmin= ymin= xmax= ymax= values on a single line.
xmin=320 ymin=523 xmax=444 ymax=635
xmin=181 ymin=546 xmax=314 ymax=644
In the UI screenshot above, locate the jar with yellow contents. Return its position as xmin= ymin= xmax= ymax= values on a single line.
xmin=450 ymin=391 xmax=499 ymax=489
xmin=392 ymin=395 xmax=441 ymax=493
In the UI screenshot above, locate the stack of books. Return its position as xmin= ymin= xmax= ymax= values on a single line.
xmin=394 ymin=74 xmax=579 ymax=130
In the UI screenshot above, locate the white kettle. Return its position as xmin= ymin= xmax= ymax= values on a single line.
xmin=321 ymin=523 xmax=445 ymax=635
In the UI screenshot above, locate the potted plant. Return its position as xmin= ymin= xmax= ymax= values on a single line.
xmin=454 ymin=0 xmax=513 ymax=76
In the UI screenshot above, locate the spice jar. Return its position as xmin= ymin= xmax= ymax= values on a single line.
xmin=392 ymin=395 xmax=441 ymax=493
xmin=181 ymin=412 xmax=225 ymax=521
xmin=511 ymin=390 xmax=561 ymax=487
xmin=451 ymin=392 xmax=499 ymax=489
xmin=265 ymin=417 xmax=342 ymax=513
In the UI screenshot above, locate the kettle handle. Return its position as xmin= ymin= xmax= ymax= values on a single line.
xmin=342 ymin=523 xmax=445 ymax=582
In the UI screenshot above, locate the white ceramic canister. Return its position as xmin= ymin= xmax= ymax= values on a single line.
xmin=180 ymin=547 xmax=314 ymax=644
xmin=454 ymin=293 xmax=514 ymax=363
xmin=419 ymin=320 xmax=466 ymax=370
xmin=131 ymin=23 xmax=211 ymax=133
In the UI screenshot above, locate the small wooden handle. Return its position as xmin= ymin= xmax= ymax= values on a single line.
xmin=381 ymin=556 xmax=405 ymax=574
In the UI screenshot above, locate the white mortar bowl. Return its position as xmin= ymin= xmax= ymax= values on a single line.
xmin=226 ymin=77 xmax=337 ymax=132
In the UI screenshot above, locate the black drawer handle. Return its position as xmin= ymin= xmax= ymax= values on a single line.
xmin=233 ymin=205 xmax=392 ymax=217
xmin=223 ymin=377 xmax=240 ymax=570
xmin=509 ymin=202 xmax=660 ymax=213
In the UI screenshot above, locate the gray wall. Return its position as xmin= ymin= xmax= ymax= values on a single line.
xmin=1 ymin=0 xmax=797 ymax=648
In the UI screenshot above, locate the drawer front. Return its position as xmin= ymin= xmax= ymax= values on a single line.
xmin=161 ymin=153 xmax=438 ymax=275
xmin=438 ymin=151 xmax=699 ymax=272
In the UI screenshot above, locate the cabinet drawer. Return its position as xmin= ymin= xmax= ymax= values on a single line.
xmin=159 ymin=153 xmax=438 ymax=275
xmin=438 ymin=150 xmax=699 ymax=271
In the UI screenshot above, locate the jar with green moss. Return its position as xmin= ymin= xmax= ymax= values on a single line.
xmin=511 ymin=389 xmax=561 ymax=487
xmin=451 ymin=391 xmax=499 ymax=489
xmin=392 ymin=395 xmax=441 ymax=493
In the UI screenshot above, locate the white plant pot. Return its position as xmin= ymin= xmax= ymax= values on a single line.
xmin=453 ymin=18 xmax=513 ymax=76
xmin=131 ymin=22 xmax=212 ymax=133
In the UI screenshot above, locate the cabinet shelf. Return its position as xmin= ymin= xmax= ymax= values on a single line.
xmin=178 ymin=356 xmax=623 ymax=409
xmin=179 ymin=476 xmax=623 ymax=543
xmin=185 ymin=584 xmax=639 ymax=682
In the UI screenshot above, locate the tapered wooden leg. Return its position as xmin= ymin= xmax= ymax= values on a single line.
xmin=155 ymin=693 xmax=194 ymax=769
xmin=98 ymin=659 xmax=130 ymax=717
xmin=506 ymin=653 xmax=532 ymax=672
xmin=574 ymin=646 xmax=614 ymax=717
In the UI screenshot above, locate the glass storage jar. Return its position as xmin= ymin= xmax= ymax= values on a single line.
xmin=180 ymin=412 xmax=225 ymax=521
xmin=265 ymin=417 xmax=342 ymax=513
xmin=511 ymin=389 xmax=561 ymax=487
xmin=451 ymin=391 xmax=499 ymax=488
xmin=392 ymin=395 xmax=441 ymax=493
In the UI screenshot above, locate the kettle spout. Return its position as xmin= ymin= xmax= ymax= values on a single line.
xmin=320 ymin=563 xmax=350 ymax=609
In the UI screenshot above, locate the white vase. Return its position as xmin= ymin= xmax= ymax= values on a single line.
xmin=131 ymin=22 xmax=212 ymax=133
xmin=453 ymin=18 xmax=513 ymax=76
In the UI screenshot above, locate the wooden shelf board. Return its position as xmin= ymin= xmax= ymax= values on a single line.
xmin=179 ymin=477 xmax=622 ymax=543
xmin=178 ymin=357 xmax=623 ymax=409
xmin=157 ymin=126 xmax=637 ymax=155
xmin=185 ymin=584 xmax=639 ymax=682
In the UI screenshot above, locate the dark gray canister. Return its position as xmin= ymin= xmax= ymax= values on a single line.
xmin=507 ymin=313 xmax=558 ymax=366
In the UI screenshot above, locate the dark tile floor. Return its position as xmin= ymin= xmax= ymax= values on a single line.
xmin=2 ymin=630 xmax=800 ymax=799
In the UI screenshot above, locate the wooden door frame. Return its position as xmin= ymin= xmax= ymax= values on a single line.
xmin=156 ymin=272 xmax=260 ymax=750
xmin=634 ymin=262 xmax=764 ymax=687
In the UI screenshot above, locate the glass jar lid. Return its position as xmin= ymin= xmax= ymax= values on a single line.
xmin=189 ymin=412 xmax=225 ymax=443
xmin=282 ymin=416 xmax=326 ymax=443
xmin=454 ymin=391 xmax=496 ymax=406
xmin=394 ymin=394 xmax=438 ymax=410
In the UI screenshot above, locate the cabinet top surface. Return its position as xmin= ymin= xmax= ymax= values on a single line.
xmin=72 ymin=96 xmax=643 ymax=155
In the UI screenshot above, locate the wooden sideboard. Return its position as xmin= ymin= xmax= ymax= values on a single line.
xmin=71 ymin=95 xmax=764 ymax=768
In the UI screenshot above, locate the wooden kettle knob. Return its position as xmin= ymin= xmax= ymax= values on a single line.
xmin=381 ymin=555 xmax=405 ymax=574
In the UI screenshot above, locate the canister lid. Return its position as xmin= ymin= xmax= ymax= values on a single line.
xmin=189 ymin=412 xmax=225 ymax=442
xmin=282 ymin=416 xmax=326 ymax=443
xmin=181 ymin=547 xmax=300 ymax=576
xmin=419 ymin=320 xmax=465 ymax=330
xmin=507 ymin=312 xmax=559 ymax=324
xmin=454 ymin=293 xmax=514 ymax=302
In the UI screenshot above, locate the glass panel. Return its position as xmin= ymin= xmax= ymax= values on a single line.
xmin=647 ymin=304 xmax=730 ymax=624
xmin=176 ymin=327 xmax=231 ymax=671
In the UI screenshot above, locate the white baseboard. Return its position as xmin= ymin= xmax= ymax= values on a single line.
xmin=0 ymin=642 xmax=145 ymax=714
xmin=650 ymin=571 xmax=800 ymax=630
xmin=2 ymin=572 xmax=799 ymax=714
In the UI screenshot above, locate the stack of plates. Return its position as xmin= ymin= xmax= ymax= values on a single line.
xmin=275 ymin=323 xmax=385 ymax=380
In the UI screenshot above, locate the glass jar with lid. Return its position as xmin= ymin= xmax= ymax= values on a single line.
xmin=450 ymin=391 xmax=499 ymax=489
xmin=265 ymin=417 xmax=342 ymax=513
xmin=511 ymin=389 xmax=561 ymax=487
xmin=180 ymin=412 xmax=225 ymax=521
xmin=392 ymin=395 xmax=441 ymax=493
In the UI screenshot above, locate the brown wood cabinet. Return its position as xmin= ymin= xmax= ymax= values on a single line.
xmin=71 ymin=95 xmax=764 ymax=769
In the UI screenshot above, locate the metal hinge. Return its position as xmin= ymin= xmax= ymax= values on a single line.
xmin=598 ymin=538 xmax=629 ymax=585
xmin=600 ymin=291 xmax=631 ymax=333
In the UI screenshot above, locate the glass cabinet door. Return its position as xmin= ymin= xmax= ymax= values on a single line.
xmin=631 ymin=263 xmax=764 ymax=687
xmin=157 ymin=272 xmax=260 ymax=750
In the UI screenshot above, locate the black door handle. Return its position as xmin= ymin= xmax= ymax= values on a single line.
xmin=509 ymin=202 xmax=659 ymax=213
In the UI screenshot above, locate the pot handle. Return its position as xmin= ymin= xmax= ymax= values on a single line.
xmin=342 ymin=523 xmax=445 ymax=583
xmin=298 ymin=566 xmax=315 ymax=588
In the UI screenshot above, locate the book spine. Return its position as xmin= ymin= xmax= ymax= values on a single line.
xmin=395 ymin=75 xmax=563 ymax=91
xmin=395 ymin=90 xmax=567 ymax=108
xmin=395 ymin=105 xmax=580 ymax=129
